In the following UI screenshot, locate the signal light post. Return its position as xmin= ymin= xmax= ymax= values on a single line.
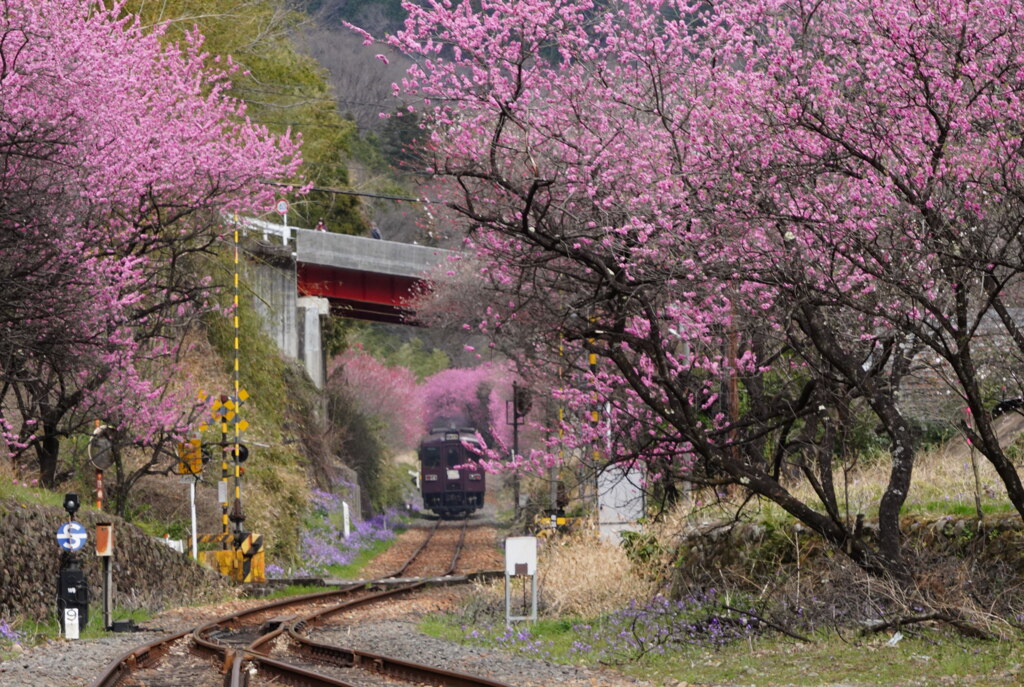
xmin=176 ymin=437 xmax=204 ymax=559
xmin=507 ymin=384 xmax=532 ymax=519
xmin=56 ymin=493 xmax=88 ymax=638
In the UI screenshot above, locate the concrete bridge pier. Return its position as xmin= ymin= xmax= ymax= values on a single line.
xmin=245 ymin=241 xmax=326 ymax=389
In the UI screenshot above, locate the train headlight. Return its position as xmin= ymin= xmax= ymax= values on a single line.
xmin=423 ymin=474 xmax=438 ymax=481
xmin=468 ymin=474 xmax=482 ymax=481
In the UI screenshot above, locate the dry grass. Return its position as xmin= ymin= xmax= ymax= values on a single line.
xmin=832 ymin=414 xmax=1024 ymax=518
xmin=801 ymin=439 xmax=1013 ymax=520
xmin=463 ymin=525 xmax=656 ymax=619
xmin=535 ymin=528 xmax=657 ymax=615
xmin=504 ymin=424 xmax=1021 ymax=623
xmin=656 ymin=420 xmax=1022 ymax=531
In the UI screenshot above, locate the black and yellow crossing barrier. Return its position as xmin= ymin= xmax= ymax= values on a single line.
xmin=197 ymin=531 xmax=265 ymax=583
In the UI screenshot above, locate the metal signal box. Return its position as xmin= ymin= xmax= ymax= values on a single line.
xmin=95 ymin=523 xmax=113 ymax=557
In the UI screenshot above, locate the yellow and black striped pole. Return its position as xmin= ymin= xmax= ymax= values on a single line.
xmin=220 ymin=396 xmax=229 ymax=538
xmin=232 ymin=220 xmax=241 ymax=536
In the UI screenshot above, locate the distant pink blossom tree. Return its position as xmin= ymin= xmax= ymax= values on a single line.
xmin=419 ymin=362 xmax=514 ymax=450
xmin=328 ymin=349 xmax=424 ymax=450
xmin=388 ymin=0 xmax=1024 ymax=575
xmin=0 ymin=0 xmax=300 ymax=489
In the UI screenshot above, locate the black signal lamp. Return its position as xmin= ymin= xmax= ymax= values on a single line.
xmin=514 ymin=386 xmax=533 ymax=418
xmin=63 ymin=492 xmax=80 ymax=519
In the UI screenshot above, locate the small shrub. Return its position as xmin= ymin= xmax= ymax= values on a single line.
xmin=619 ymin=528 xmax=666 ymax=577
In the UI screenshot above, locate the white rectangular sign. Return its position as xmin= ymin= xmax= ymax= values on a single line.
xmin=504 ymin=536 xmax=537 ymax=576
xmin=64 ymin=608 xmax=79 ymax=639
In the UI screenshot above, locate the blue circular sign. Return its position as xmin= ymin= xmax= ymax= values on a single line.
xmin=57 ymin=521 xmax=88 ymax=551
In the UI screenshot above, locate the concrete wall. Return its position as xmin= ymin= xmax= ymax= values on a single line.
xmin=245 ymin=244 xmax=298 ymax=361
xmin=244 ymin=242 xmax=325 ymax=388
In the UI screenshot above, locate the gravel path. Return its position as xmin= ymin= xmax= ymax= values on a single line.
xmin=320 ymin=618 xmax=654 ymax=687
xmin=0 ymin=630 xmax=168 ymax=687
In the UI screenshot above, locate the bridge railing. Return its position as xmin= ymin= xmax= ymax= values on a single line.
xmin=232 ymin=216 xmax=293 ymax=244
xmin=228 ymin=215 xmax=460 ymax=279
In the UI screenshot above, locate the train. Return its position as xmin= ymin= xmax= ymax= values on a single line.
xmin=418 ymin=427 xmax=486 ymax=518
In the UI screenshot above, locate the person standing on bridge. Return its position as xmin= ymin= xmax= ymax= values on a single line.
xmin=370 ymin=223 xmax=382 ymax=240
xmin=315 ymin=218 xmax=326 ymax=231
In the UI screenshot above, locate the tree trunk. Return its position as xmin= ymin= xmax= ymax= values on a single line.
xmin=35 ymin=426 xmax=61 ymax=488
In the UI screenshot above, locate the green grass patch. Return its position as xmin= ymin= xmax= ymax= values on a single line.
xmin=620 ymin=631 xmax=1024 ymax=686
xmin=902 ymin=500 xmax=1016 ymax=517
xmin=7 ymin=604 xmax=156 ymax=648
xmin=0 ymin=483 xmax=64 ymax=507
xmin=324 ymin=537 xmax=395 ymax=579
xmin=421 ymin=612 xmax=1024 ymax=686
xmin=132 ymin=516 xmax=193 ymax=540
xmin=263 ymin=584 xmax=332 ymax=599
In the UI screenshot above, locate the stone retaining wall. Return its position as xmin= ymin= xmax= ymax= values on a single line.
xmin=0 ymin=499 xmax=228 ymax=622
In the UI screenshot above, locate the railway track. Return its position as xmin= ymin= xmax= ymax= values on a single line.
xmin=89 ymin=517 xmax=510 ymax=687
xmin=389 ymin=517 xmax=468 ymax=579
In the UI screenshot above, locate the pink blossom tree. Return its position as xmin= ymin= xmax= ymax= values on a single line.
xmin=0 ymin=0 xmax=300 ymax=489
xmin=704 ymin=0 xmax=1024 ymax=531
xmin=386 ymin=0 xmax=1024 ymax=576
xmin=419 ymin=362 xmax=515 ymax=449
xmin=328 ymin=349 xmax=424 ymax=450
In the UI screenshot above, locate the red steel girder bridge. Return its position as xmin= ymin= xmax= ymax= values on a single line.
xmin=293 ymin=227 xmax=455 ymax=325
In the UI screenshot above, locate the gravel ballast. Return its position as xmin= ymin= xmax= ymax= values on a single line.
xmin=0 ymin=587 xmax=654 ymax=687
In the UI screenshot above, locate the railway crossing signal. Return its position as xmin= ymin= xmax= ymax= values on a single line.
xmin=192 ymin=387 xmax=263 ymax=583
xmin=177 ymin=438 xmax=204 ymax=476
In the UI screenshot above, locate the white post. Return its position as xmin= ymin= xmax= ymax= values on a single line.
xmin=342 ymin=501 xmax=351 ymax=539
xmin=190 ymin=479 xmax=198 ymax=560
xmin=63 ymin=609 xmax=80 ymax=640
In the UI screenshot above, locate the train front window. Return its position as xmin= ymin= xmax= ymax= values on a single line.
xmin=422 ymin=447 xmax=440 ymax=468
xmin=445 ymin=447 xmax=460 ymax=467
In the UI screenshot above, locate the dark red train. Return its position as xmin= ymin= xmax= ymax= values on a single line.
xmin=418 ymin=427 xmax=486 ymax=518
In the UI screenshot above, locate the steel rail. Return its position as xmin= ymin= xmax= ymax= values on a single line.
xmin=240 ymin=576 xmax=514 ymax=687
xmin=243 ymin=520 xmax=500 ymax=687
xmin=91 ymin=519 xmax=477 ymax=687
xmin=447 ymin=516 xmax=469 ymax=575
xmin=244 ymin=583 xmax=424 ymax=654
xmin=275 ymin=635 xmax=516 ymax=687
xmin=89 ymin=584 xmax=364 ymax=687
xmin=88 ymin=630 xmax=193 ymax=687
